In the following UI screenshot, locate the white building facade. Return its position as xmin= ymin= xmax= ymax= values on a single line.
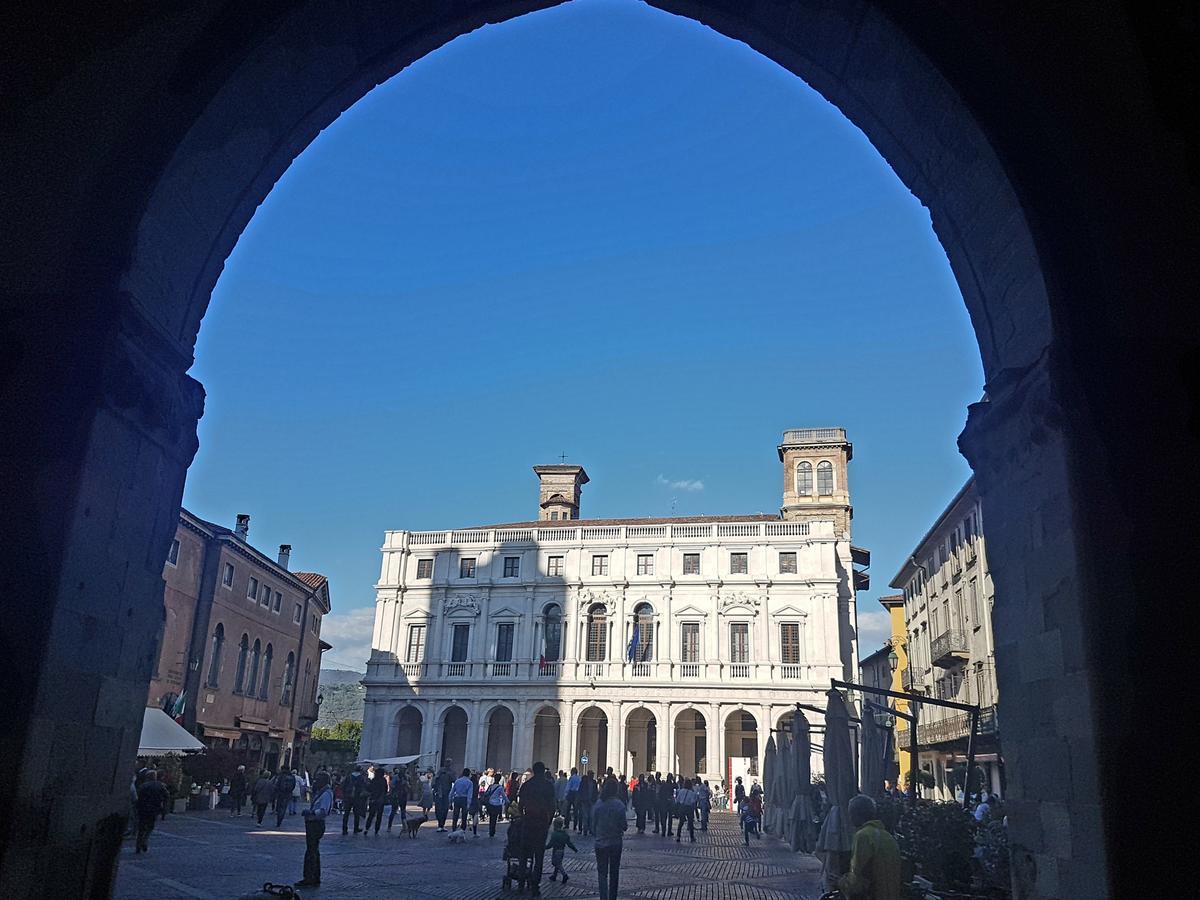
xmin=361 ymin=429 xmax=865 ymax=782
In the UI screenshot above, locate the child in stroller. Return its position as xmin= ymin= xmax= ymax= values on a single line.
xmin=501 ymin=809 xmax=534 ymax=892
xmin=738 ymin=795 xmax=763 ymax=845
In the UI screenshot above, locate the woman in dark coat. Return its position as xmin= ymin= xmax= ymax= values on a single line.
xmin=251 ymin=771 xmax=275 ymax=825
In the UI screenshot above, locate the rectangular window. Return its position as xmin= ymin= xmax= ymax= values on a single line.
xmin=405 ymin=625 xmax=426 ymax=663
xmin=247 ymin=576 xmax=259 ymax=601
xmin=416 ymin=558 xmax=434 ymax=579
xmin=780 ymin=623 xmax=801 ymax=664
xmin=586 ymin=615 xmax=606 ymax=661
xmin=779 ymin=552 xmax=797 ymax=574
xmin=591 ymin=555 xmax=608 ymax=576
xmin=969 ymin=578 xmax=980 ymax=625
xmin=310 ymin=614 xmax=319 ymax=635
xmin=259 ymin=583 xmax=271 ymax=607
xmin=547 ymin=556 xmax=564 ymax=577
xmin=682 ymin=553 xmax=700 ymax=575
xmin=273 ymin=591 xmax=282 ymax=613
xmin=730 ymin=623 xmax=749 ymax=663
xmin=680 ymin=622 xmax=700 ymax=662
xmin=222 ymin=562 xmax=235 ymax=588
xmin=496 ymin=623 xmax=515 ymax=662
xmin=451 ymin=624 xmax=470 ymax=662
xmin=293 ymin=603 xmax=303 ymax=625
xmin=166 ymin=539 xmax=180 ymax=566
xmin=503 ymin=556 xmax=520 ymax=578
xmin=930 ymin=605 xmax=939 ymax=637
xmin=730 ymin=552 xmax=748 ymax=574
xmin=637 ymin=554 xmax=654 ymax=575
xmin=459 ymin=558 xmax=476 ymax=579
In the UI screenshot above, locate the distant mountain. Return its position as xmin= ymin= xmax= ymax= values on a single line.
xmin=319 ymin=668 xmax=365 ymax=686
xmin=316 ymin=668 xmax=365 ymax=728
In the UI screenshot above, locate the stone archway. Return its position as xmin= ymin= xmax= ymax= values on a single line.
xmin=484 ymin=705 xmax=515 ymax=773
xmin=531 ymin=706 xmax=561 ymax=772
xmin=396 ymin=706 xmax=423 ymax=758
xmin=724 ymin=709 xmax=759 ymax=782
xmin=440 ymin=706 xmax=469 ymax=770
xmin=624 ymin=707 xmax=657 ymax=775
xmin=576 ymin=706 xmax=608 ymax=775
xmin=674 ymin=709 xmax=708 ymax=777
xmin=3 ymin=4 xmax=1191 ymax=897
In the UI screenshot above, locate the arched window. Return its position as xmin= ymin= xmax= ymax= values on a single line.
xmin=633 ymin=602 xmax=655 ymax=662
xmin=233 ymin=634 xmax=249 ymax=693
xmin=796 ymin=461 xmax=813 ymax=496
xmin=259 ymin=644 xmax=273 ymax=699
xmin=543 ymin=604 xmax=563 ymax=661
xmin=246 ymin=639 xmax=262 ymax=696
xmin=586 ymin=604 xmax=607 ymax=662
xmin=206 ymin=623 xmax=225 ymax=688
xmin=817 ymin=460 xmax=834 ymax=496
xmin=281 ymin=651 xmax=296 ymax=705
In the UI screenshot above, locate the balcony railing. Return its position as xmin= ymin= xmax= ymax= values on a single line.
xmin=901 ymin=667 xmax=925 ymax=692
xmin=369 ymin=658 xmax=831 ymax=685
xmin=489 ymin=662 xmax=513 ymax=677
xmin=401 ymin=663 xmax=424 ymax=678
xmin=781 ymin=427 xmax=846 ymax=445
xmin=445 ymin=662 xmax=468 ymax=677
xmin=583 ymin=662 xmax=606 ymax=678
xmin=896 ymin=704 xmax=998 ymax=749
xmin=931 ymin=629 xmax=970 ymax=668
xmin=631 ymin=662 xmax=651 ymax=677
xmin=679 ymin=663 xmax=701 ymax=678
xmin=395 ymin=519 xmax=830 ymax=549
xmin=729 ymin=663 xmax=750 ymax=678
xmin=779 ymin=664 xmax=804 ymax=679
xmin=537 ymin=661 xmax=560 ymax=677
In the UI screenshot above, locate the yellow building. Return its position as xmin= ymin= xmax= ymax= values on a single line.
xmin=879 ymin=594 xmax=910 ymax=787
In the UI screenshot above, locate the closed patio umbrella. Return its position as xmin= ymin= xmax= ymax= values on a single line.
xmin=789 ymin=709 xmax=816 ymax=852
xmin=861 ymin=702 xmax=886 ymax=800
xmin=815 ymin=689 xmax=855 ymax=888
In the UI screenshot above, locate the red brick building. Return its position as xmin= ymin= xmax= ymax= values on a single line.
xmin=148 ymin=509 xmax=332 ymax=771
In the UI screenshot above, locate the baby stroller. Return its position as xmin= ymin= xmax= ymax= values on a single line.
xmin=501 ymin=816 xmax=534 ymax=892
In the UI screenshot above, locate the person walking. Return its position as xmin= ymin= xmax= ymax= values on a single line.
xmin=674 ymin=778 xmax=698 ymax=843
xmin=517 ymin=761 xmax=557 ymax=896
xmin=578 ymin=771 xmax=597 ymax=836
xmin=273 ymin=767 xmax=297 ymax=829
xmin=433 ymin=765 xmax=453 ymax=831
xmin=289 ymin=769 xmax=305 ymax=815
xmin=449 ymin=767 xmax=473 ymax=831
xmin=592 ymin=778 xmax=628 ymax=900
xmin=252 ymin=770 xmax=274 ymax=826
xmin=485 ymin=776 xmax=507 ymax=837
xmin=468 ymin=770 xmax=482 ymax=835
xmin=632 ymin=773 xmax=651 ymax=833
xmin=229 ymin=765 xmax=247 ymax=817
xmin=657 ymin=774 xmax=675 ymax=837
xmin=364 ymin=765 xmax=388 ymax=834
xmin=134 ymin=769 xmax=169 ymax=853
xmin=564 ymin=767 xmax=581 ymax=829
xmin=554 ymin=770 xmax=569 ymax=817
xmin=545 ymin=816 xmax=577 ymax=883
xmin=734 ymin=776 xmax=746 ymax=808
xmin=387 ymin=767 xmax=409 ymax=830
xmin=341 ymin=767 xmax=366 ymax=834
xmin=697 ymin=780 xmax=712 ymax=831
xmin=295 ymin=773 xmax=334 ymax=888
xmin=419 ymin=770 xmax=433 ymax=817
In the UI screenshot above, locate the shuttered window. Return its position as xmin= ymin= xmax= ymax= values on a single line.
xmin=730 ymin=623 xmax=749 ymax=663
xmin=780 ymin=623 xmax=801 ymax=664
xmin=680 ymin=622 xmax=700 ymax=662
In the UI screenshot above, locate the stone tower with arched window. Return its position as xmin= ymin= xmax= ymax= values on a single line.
xmin=779 ymin=428 xmax=853 ymax=538
xmin=533 ymin=464 xmax=589 ymax=521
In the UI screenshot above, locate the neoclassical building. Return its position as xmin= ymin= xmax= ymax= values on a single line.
xmin=361 ymin=429 xmax=867 ymax=782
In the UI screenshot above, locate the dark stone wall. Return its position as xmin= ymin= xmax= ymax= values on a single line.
xmin=0 ymin=2 xmax=1194 ymax=896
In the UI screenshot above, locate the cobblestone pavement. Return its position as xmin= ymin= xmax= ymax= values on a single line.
xmin=114 ymin=808 xmax=824 ymax=899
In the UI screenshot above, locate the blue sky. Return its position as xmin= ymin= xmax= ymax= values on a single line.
xmin=185 ymin=0 xmax=982 ymax=671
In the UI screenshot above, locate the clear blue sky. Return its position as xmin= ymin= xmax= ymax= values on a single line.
xmin=185 ymin=0 xmax=982 ymax=671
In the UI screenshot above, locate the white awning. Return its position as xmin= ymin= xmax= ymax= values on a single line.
xmin=138 ymin=708 xmax=205 ymax=756
xmin=354 ymin=753 xmax=428 ymax=767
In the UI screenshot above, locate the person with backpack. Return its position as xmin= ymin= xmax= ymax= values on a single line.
xmin=485 ymin=775 xmax=507 ymax=837
xmin=364 ymin=765 xmax=389 ymax=834
xmin=674 ymin=778 xmax=698 ymax=843
xmin=341 ymin=767 xmax=366 ymax=834
xmin=273 ymin=767 xmax=297 ymax=828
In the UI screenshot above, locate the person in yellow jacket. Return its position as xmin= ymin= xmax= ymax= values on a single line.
xmin=837 ymin=795 xmax=902 ymax=900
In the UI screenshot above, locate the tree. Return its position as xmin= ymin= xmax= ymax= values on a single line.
xmin=312 ymin=719 xmax=363 ymax=751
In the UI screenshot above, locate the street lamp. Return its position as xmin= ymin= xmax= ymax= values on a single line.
xmin=887 ymin=648 xmax=899 ymax=673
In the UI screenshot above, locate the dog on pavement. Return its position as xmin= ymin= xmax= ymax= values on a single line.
xmin=403 ymin=815 xmax=428 ymax=838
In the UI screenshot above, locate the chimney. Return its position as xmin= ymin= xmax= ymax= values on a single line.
xmin=278 ymin=544 xmax=291 ymax=570
xmin=234 ymin=514 xmax=250 ymax=540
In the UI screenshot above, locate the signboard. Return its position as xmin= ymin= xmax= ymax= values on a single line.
xmin=581 ymin=754 xmax=590 ymax=766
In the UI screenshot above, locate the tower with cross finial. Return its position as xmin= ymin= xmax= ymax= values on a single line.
xmin=532 ymin=463 xmax=589 ymax=521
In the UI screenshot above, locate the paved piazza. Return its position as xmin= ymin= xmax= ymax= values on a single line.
xmin=114 ymin=808 xmax=823 ymax=899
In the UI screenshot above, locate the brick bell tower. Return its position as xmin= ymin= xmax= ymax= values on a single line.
xmin=533 ymin=465 xmax=589 ymax=521
xmin=778 ymin=427 xmax=853 ymax=538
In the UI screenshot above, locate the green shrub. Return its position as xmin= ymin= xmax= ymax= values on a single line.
xmin=897 ymin=801 xmax=977 ymax=890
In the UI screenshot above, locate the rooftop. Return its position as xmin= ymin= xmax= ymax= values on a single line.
xmin=465 ymin=513 xmax=781 ymax=530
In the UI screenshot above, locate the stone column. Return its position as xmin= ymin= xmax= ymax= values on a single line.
xmin=710 ymin=704 xmax=725 ymax=789
xmin=660 ymin=702 xmax=675 ymax=774
xmin=559 ymin=701 xmax=575 ymax=773
xmin=513 ymin=700 xmax=532 ymax=768
xmin=465 ymin=700 xmax=484 ymax=770
xmin=607 ymin=701 xmax=624 ymax=775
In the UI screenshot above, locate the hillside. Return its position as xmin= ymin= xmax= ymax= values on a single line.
xmin=316 ymin=667 xmax=365 ymax=728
